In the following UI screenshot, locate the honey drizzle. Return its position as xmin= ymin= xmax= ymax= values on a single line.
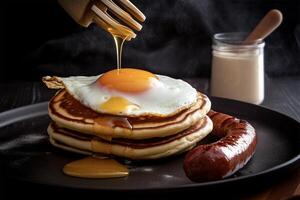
xmin=94 ymin=116 xmax=133 ymax=130
xmin=113 ymin=35 xmax=126 ymax=71
xmin=63 ymin=6 xmax=137 ymax=180
xmin=93 ymin=10 xmax=134 ymax=72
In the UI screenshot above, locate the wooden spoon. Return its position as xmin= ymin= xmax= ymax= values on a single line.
xmin=244 ymin=9 xmax=283 ymax=44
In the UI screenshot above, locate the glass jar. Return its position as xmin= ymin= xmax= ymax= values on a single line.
xmin=210 ymin=32 xmax=265 ymax=104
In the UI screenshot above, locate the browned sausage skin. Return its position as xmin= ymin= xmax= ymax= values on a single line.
xmin=183 ymin=110 xmax=257 ymax=182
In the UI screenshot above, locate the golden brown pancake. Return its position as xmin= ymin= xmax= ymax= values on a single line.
xmin=48 ymin=116 xmax=213 ymax=159
xmin=48 ymin=90 xmax=211 ymax=139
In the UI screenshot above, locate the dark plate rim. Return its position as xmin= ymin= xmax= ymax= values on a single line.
xmin=1 ymin=99 xmax=300 ymax=191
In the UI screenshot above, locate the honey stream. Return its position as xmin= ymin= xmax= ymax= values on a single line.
xmin=63 ymin=17 xmax=135 ymax=179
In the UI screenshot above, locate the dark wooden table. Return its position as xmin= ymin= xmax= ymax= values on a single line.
xmin=0 ymin=76 xmax=299 ymax=199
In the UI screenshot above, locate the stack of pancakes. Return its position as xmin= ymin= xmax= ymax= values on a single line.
xmin=47 ymin=89 xmax=212 ymax=159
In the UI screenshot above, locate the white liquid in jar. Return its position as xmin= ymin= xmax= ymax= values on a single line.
xmin=211 ymin=49 xmax=264 ymax=104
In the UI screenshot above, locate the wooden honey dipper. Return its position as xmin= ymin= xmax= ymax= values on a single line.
xmin=243 ymin=9 xmax=282 ymax=44
xmin=58 ymin=0 xmax=146 ymax=40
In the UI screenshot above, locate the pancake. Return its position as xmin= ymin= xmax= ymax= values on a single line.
xmin=48 ymin=89 xmax=211 ymax=139
xmin=48 ymin=116 xmax=213 ymax=159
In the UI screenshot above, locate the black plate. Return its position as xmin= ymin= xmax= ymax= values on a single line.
xmin=1 ymin=97 xmax=300 ymax=192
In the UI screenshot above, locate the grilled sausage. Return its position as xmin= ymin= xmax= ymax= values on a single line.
xmin=183 ymin=110 xmax=257 ymax=182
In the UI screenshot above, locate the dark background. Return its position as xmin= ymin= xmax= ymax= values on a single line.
xmin=0 ymin=0 xmax=299 ymax=81
xmin=1 ymin=1 xmax=300 ymax=198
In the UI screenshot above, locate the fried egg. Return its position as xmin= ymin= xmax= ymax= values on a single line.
xmin=45 ymin=68 xmax=198 ymax=117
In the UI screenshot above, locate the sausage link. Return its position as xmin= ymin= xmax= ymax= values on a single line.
xmin=183 ymin=110 xmax=257 ymax=182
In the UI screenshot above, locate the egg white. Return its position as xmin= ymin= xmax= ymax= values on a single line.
xmin=55 ymin=74 xmax=198 ymax=117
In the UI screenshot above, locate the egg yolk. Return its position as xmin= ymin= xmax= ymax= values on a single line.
xmin=100 ymin=97 xmax=139 ymax=114
xmin=97 ymin=68 xmax=157 ymax=93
